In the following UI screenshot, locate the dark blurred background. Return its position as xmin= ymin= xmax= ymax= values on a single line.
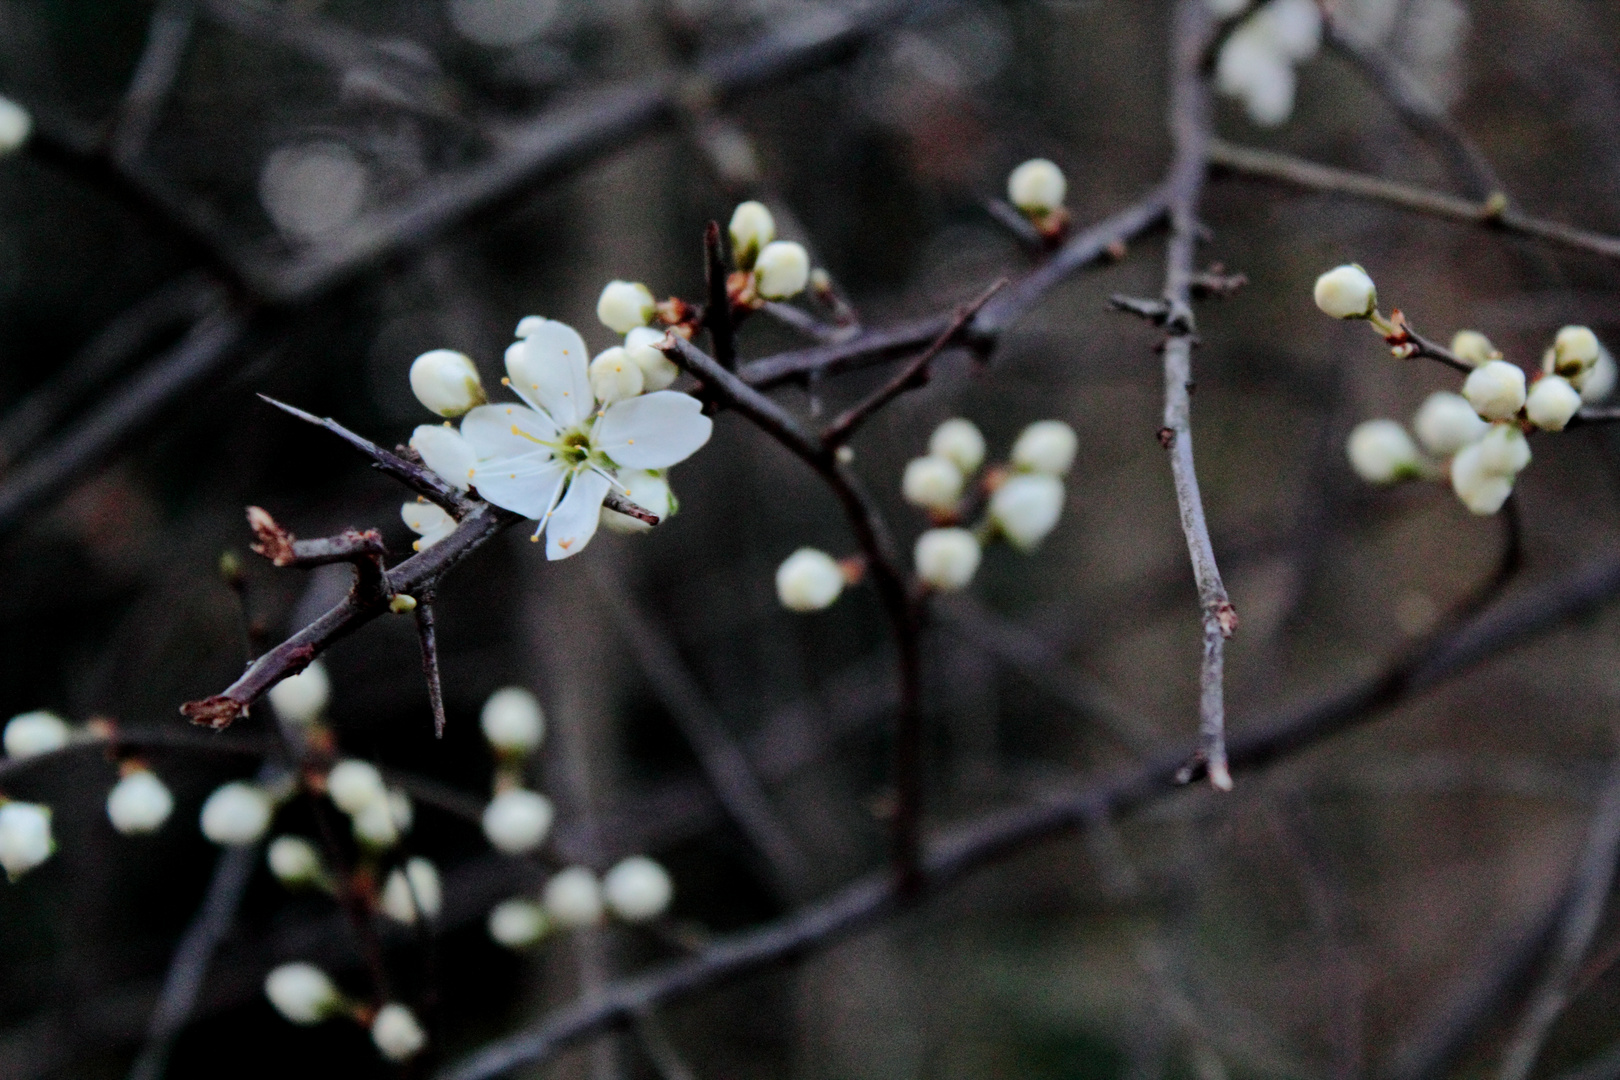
xmin=3 ymin=0 xmax=1620 ymax=1077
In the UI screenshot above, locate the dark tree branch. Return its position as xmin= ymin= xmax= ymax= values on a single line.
xmin=415 ymin=590 xmax=447 ymax=739
xmin=107 ymin=0 xmax=198 ymax=165
xmin=702 ymin=221 xmax=737 ymax=372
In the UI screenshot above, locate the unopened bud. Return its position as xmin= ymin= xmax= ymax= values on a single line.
xmin=1551 ymin=325 xmax=1601 ymax=377
xmin=200 ymin=782 xmax=272 ymax=846
xmin=267 ymin=835 xmax=323 ymax=885
xmin=544 ymin=865 xmax=604 ymax=928
xmin=1413 ymin=392 xmax=1488 ymax=456
xmin=1011 ymin=420 xmax=1078 ymax=476
xmin=603 ymin=855 xmax=673 ymax=923
xmin=1450 ymin=330 xmax=1499 ymax=367
xmin=754 ymin=241 xmax=810 ymax=300
xmin=989 ymin=473 xmax=1064 ymax=551
xmin=381 ymin=857 xmax=442 ymax=924
xmin=1007 ymin=158 xmax=1067 ymax=215
xmin=1313 ymin=264 xmax=1377 ymax=319
xmin=371 ymin=1003 xmax=426 ymax=1061
xmin=106 ymin=768 xmax=174 ymax=835
xmin=264 ymin=963 xmax=338 ymax=1025
xmin=1526 ymin=374 xmax=1582 ymax=431
xmin=480 ymin=687 xmax=545 ymax=755
xmin=488 ymin=898 xmax=549 ymax=948
xmin=0 ymin=802 xmax=53 ymax=878
xmin=482 ymin=788 xmax=554 ymax=853
xmin=624 ymin=326 xmax=679 ymax=391
xmin=914 ymin=528 xmax=982 ymax=591
xmin=928 ymin=418 xmax=985 ymax=475
xmin=326 ymin=759 xmax=387 ymax=815
xmin=0 ymin=95 xmax=32 ymax=156
xmin=901 ymin=455 xmax=964 ymax=512
xmin=597 ymin=280 xmax=656 ymax=334
xmin=1450 ymin=440 xmax=1515 ymax=516
xmin=1462 ymin=360 xmax=1527 ymax=421
xmin=728 ymin=201 xmax=776 ymax=268
xmin=409 ymin=349 xmax=485 ymax=418
xmin=4 ymin=711 xmax=70 ymax=758
xmin=775 ymin=548 xmax=845 ymax=612
xmin=1346 ymin=419 xmax=1423 ymax=484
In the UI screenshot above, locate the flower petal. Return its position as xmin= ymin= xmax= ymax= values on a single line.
xmin=460 ymin=404 xmax=556 ymax=461
xmin=506 ymin=320 xmax=593 ymax=430
xmin=594 ymin=392 xmax=713 ymax=470
xmin=410 ymin=425 xmax=476 ymax=490
xmin=401 ymin=501 xmax=455 ymax=536
xmin=472 ymin=456 xmax=567 ymax=520
xmin=544 ymin=470 xmax=610 ymax=561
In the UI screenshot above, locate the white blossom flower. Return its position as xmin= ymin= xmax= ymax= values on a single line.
xmin=775 ymin=548 xmax=845 ymax=612
xmin=1249 ymin=0 xmax=1321 ymax=61
xmin=409 ymin=349 xmax=486 ymax=417
xmin=371 ymin=1003 xmax=426 ymax=1061
xmin=596 ymin=281 xmax=656 ymax=334
xmin=481 ymin=687 xmax=545 ymax=755
xmin=106 ymin=769 xmax=174 ymax=835
xmin=1313 ymin=264 xmax=1377 ymax=319
xmin=1007 ymin=158 xmax=1067 ymax=214
xmin=600 ymin=470 xmax=673 ymax=534
xmin=729 ymin=201 xmax=776 ymax=268
xmin=461 ymin=319 xmax=712 ymax=561
xmin=410 ymin=424 xmax=476 ymax=491
xmin=1579 ymin=346 xmax=1617 ymax=404
xmin=901 ymin=455 xmax=964 ymax=512
xmin=1462 ymin=360 xmax=1528 ymax=421
xmin=264 ymin=963 xmax=339 ymax=1024
xmin=1451 ymin=330 xmax=1499 ymax=367
xmin=1413 ymin=391 xmax=1488 ymax=456
xmin=483 ymin=788 xmax=554 ymax=854
xmin=603 ymin=856 xmax=673 ymax=923
xmin=989 ymin=473 xmax=1064 ymax=551
xmin=1475 ymin=423 xmax=1532 ymax=476
xmin=588 ymin=346 xmax=644 ymax=405
xmin=4 ymin=711 xmax=70 ymax=758
xmin=267 ymin=835 xmax=323 ymax=885
xmin=1526 ymin=374 xmax=1582 ymax=431
xmin=1451 ymin=441 xmax=1515 ymax=516
xmin=0 ymin=95 xmax=33 ymax=156
xmin=381 ymin=857 xmax=442 ymax=924
xmin=914 ymin=528 xmax=982 ymax=591
xmin=624 ymin=327 xmax=679 ymax=391
xmin=754 ymin=241 xmax=810 ymax=300
xmin=0 ymin=802 xmax=53 ymax=878
xmin=1550 ymin=325 xmax=1601 ymax=377
xmin=488 ymin=898 xmax=549 ymax=948
xmin=543 ymin=866 xmax=604 ymax=928
xmin=1216 ymin=29 xmax=1296 ymax=127
xmin=327 ymin=759 xmax=387 ymax=815
xmin=928 ymin=418 xmax=985 ymax=475
xmin=402 ymin=500 xmax=457 ymax=550
xmin=1012 ymin=420 xmax=1079 ymax=476
xmin=1346 ymin=420 xmax=1423 ymax=483
xmin=267 ymin=662 xmax=330 ymax=726
xmin=200 ymin=782 xmax=272 ymax=846
xmin=353 ymin=789 xmax=412 ymax=848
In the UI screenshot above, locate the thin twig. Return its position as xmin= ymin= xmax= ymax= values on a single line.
xmin=415 ymin=589 xmax=447 ymax=739
xmin=702 ymin=221 xmax=737 ymax=371
xmin=107 ymin=0 xmax=197 ymax=165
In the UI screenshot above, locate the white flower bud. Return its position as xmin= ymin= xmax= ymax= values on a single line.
xmin=624 ymin=326 xmax=679 ymax=392
xmin=488 ymin=898 xmax=549 ymax=948
xmin=0 ymin=95 xmax=32 ymax=155
xmin=1006 ymin=158 xmax=1067 ymax=215
xmin=410 ymin=424 xmax=476 ymax=491
xmin=914 ymin=528 xmax=982 ymax=591
xmin=775 ymin=548 xmax=845 ymax=612
xmin=482 ymin=788 xmax=554 ymax=854
xmin=1450 ymin=441 xmax=1515 ymax=516
xmin=596 ymin=280 xmax=656 ymax=335
xmin=601 ymin=470 xmax=673 ymax=534
xmin=901 ymin=455 xmax=964 ymax=512
xmin=352 ymin=789 xmax=412 ymax=848
xmin=1346 ymin=420 xmax=1422 ymax=484
xmin=1475 ymin=422 xmax=1532 ymax=476
xmin=106 ymin=769 xmax=174 ymax=835
xmin=326 ymin=759 xmax=387 ymax=815
xmin=402 ymin=499 xmax=457 ymax=551
xmin=754 ymin=241 xmax=810 ymax=300
xmin=4 ymin=711 xmax=70 ymax=758
xmin=1551 ymin=325 xmax=1601 ymax=377
xmin=267 ymin=835 xmax=323 ymax=885
xmin=1451 ymin=330 xmax=1499 ymax=367
xmin=1413 ymin=392 xmax=1489 ymax=456
xmin=543 ymin=866 xmax=604 ymax=928
xmin=264 ymin=963 xmax=338 ymax=1025
xmin=728 ymin=201 xmax=776 ymax=268
xmin=480 ymin=687 xmax=544 ymax=755
xmin=928 ymin=418 xmax=985 ymax=475
xmin=1313 ymin=264 xmax=1377 ymax=319
xmin=1526 ymin=374 xmax=1582 ymax=431
xmin=1462 ymin=360 xmax=1528 ymax=421
xmin=371 ymin=1003 xmax=426 ymax=1061
xmin=602 ymin=855 xmax=673 ymax=923
xmin=409 ymin=349 xmax=485 ymax=418
xmin=381 ymin=857 xmax=442 ymax=924
xmin=0 ymin=802 xmax=53 ymax=878
xmin=1250 ymin=0 xmax=1321 ymax=61
xmin=989 ymin=473 xmax=1064 ymax=551
xmin=588 ymin=346 xmax=645 ymax=405
xmin=1216 ymin=30 xmax=1295 ymax=127
xmin=1012 ymin=420 xmax=1079 ymax=476
xmin=1579 ymin=346 xmax=1617 ymax=404
xmin=200 ymin=782 xmax=272 ymax=846
xmin=267 ymin=662 xmax=330 ymax=726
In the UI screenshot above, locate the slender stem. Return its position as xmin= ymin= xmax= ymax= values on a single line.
xmin=415 ymin=590 xmax=447 ymax=739
xmin=702 ymin=221 xmax=737 ymax=371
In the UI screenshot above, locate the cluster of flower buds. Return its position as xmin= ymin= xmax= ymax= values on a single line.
xmin=727 ymin=201 xmax=811 ymax=303
xmin=477 ymin=685 xmax=557 ymax=857
xmin=404 ymin=303 xmax=708 ymax=560
xmin=486 ymin=854 xmax=674 ymax=950
xmin=775 ymin=417 xmax=1075 ymax=612
xmin=263 ymin=962 xmax=427 ymax=1062
xmin=1005 ymin=159 xmax=1069 ymax=239
xmin=1319 ymin=264 xmax=1613 ymax=515
xmin=1212 ymin=0 xmax=1322 ymax=127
